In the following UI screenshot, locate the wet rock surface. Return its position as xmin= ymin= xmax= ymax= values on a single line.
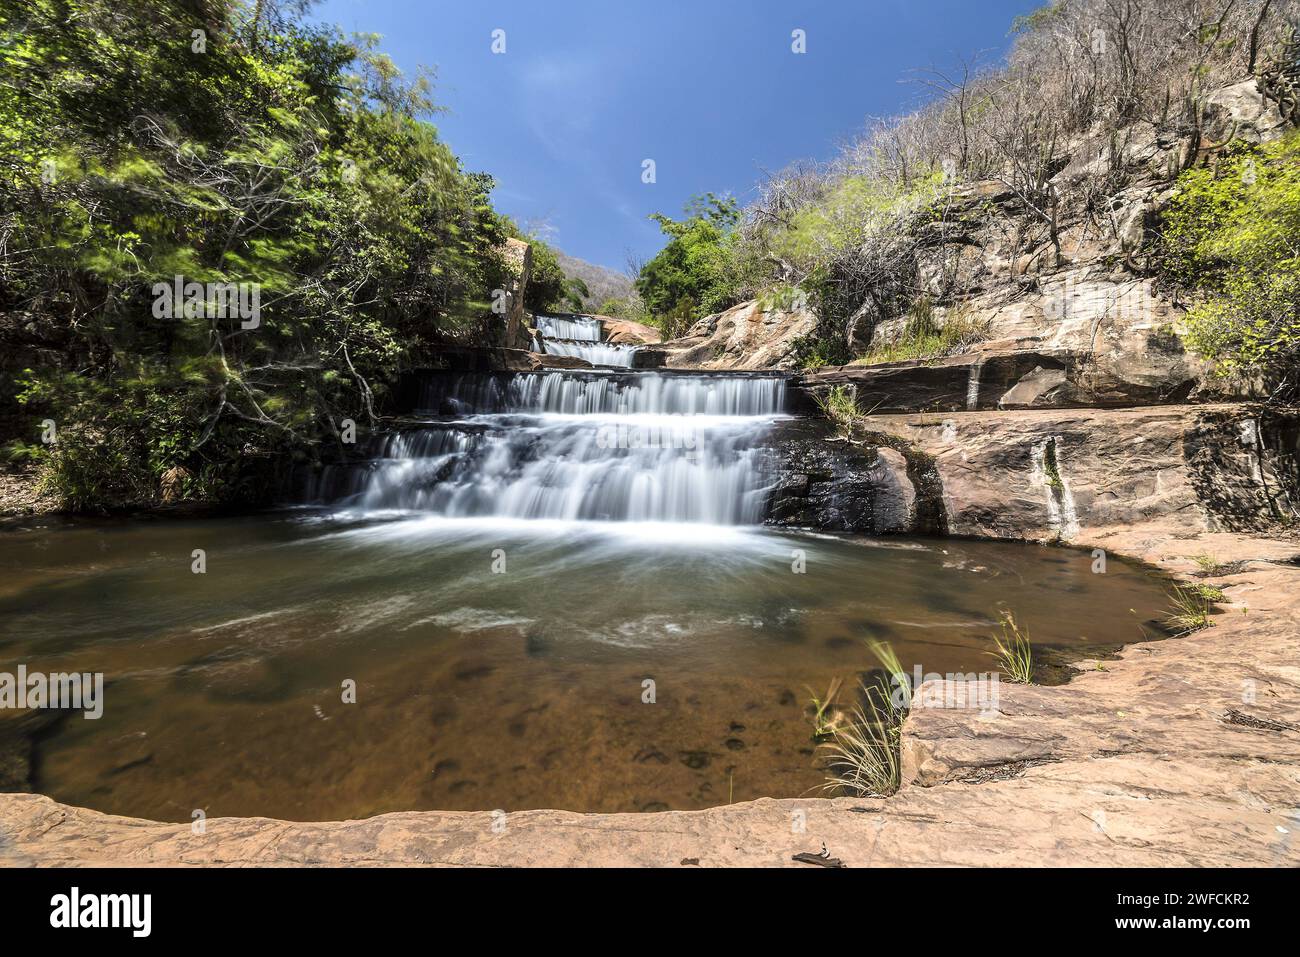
xmin=765 ymin=419 xmax=920 ymax=534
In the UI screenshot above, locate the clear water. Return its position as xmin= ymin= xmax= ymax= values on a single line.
xmin=0 ymin=513 xmax=1171 ymax=821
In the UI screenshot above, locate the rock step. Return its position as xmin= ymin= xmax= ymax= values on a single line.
xmin=795 ymin=346 xmax=1244 ymax=415
xmin=843 ymin=402 xmax=1299 ymax=543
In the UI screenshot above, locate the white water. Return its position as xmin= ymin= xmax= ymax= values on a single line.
xmin=534 ymin=314 xmax=641 ymax=367
xmin=416 ymin=371 xmax=786 ymax=416
xmin=535 ymin=315 xmax=602 ymax=341
xmin=315 ymin=371 xmax=789 ymax=525
xmin=542 ymin=339 xmax=640 ymax=367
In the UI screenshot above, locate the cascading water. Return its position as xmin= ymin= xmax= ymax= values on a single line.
xmin=534 ymin=313 xmax=640 ymax=367
xmin=542 ymin=339 xmax=640 ymax=367
xmin=536 ymin=315 xmax=602 ymax=341
xmin=309 ymin=370 xmax=789 ymax=525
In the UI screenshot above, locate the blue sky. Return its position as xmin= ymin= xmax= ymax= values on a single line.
xmin=313 ymin=0 xmax=1043 ymax=271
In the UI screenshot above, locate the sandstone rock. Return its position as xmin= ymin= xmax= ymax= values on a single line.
xmin=648 ymin=300 xmax=819 ymax=371
xmin=998 ymin=366 xmax=1068 ymax=408
xmin=858 ymin=404 xmax=1299 ymax=542
xmin=597 ymin=317 xmax=661 ymax=346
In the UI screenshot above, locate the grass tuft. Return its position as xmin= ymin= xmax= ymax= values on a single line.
xmin=817 ymin=641 xmax=910 ymax=797
xmin=817 ymin=695 xmax=902 ymax=798
xmin=805 ymin=676 xmax=844 ymax=740
xmin=988 ymin=609 xmax=1033 ymax=683
xmin=851 ymin=303 xmax=990 ymax=366
xmin=1165 ymin=585 xmax=1216 ymax=634
xmin=1191 ymin=553 xmax=1223 ymax=574
xmin=815 ymin=385 xmax=858 ymax=437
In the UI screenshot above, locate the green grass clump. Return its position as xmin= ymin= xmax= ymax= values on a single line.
xmin=817 ymin=696 xmax=902 ymax=797
xmin=1165 ymin=585 xmax=1216 ymax=634
xmin=805 ymin=676 xmax=844 ymax=741
xmin=852 ymin=301 xmax=990 ymax=366
xmin=989 ymin=610 xmax=1033 ymax=684
xmin=1191 ymin=553 xmax=1223 ymax=574
xmin=817 ymin=641 xmax=910 ymax=798
xmin=815 ymin=385 xmax=858 ymax=437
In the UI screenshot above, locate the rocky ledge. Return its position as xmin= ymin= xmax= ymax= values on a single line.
xmin=2 ymin=522 xmax=1296 ymax=867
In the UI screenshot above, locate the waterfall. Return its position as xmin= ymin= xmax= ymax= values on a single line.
xmin=415 ymin=371 xmax=786 ymax=417
xmin=536 ymin=315 xmax=602 ymax=342
xmin=542 ymin=339 xmax=640 ymax=368
xmin=311 ymin=371 xmax=789 ymax=525
xmin=534 ymin=313 xmax=641 ymax=367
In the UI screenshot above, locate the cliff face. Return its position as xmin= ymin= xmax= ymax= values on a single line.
xmin=651 ymin=78 xmax=1299 ymax=545
xmin=653 ymin=79 xmax=1287 ymax=402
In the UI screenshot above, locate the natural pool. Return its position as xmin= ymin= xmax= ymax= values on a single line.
xmin=0 ymin=512 xmax=1172 ymax=821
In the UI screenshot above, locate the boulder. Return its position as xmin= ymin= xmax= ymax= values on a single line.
xmin=1202 ymin=79 xmax=1289 ymax=145
xmin=649 ymin=299 xmax=819 ymax=371
xmin=597 ymin=317 xmax=661 ymax=346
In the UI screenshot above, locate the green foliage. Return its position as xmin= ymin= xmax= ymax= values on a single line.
xmin=1 ymin=0 xmax=515 ymax=510
xmin=521 ymin=239 xmax=563 ymax=312
xmin=634 ymin=194 xmax=742 ymax=329
xmin=1158 ymin=132 xmax=1300 ymax=394
xmin=742 ymin=173 xmax=941 ymax=352
xmin=790 ymin=334 xmax=853 ymax=371
xmin=561 ymin=277 xmax=590 ymax=312
xmin=815 ymin=385 xmax=858 ymax=438
xmin=1010 ymin=2 xmax=1065 ymax=36
xmin=773 ymin=174 xmax=936 ymax=268
xmin=1188 ymin=583 xmax=1227 ymax=603
xmin=515 ymin=235 xmax=589 ymax=313
xmin=988 ymin=610 xmax=1033 ymax=684
xmin=851 ymin=302 xmax=991 ymax=366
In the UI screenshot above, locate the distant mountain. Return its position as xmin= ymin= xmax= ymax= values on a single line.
xmin=553 ymin=249 xmax=635 ymax=313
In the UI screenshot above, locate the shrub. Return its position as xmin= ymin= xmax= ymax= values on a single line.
xmin=1 ymin=1 xmax=516 ymax=510
xmin=1158 ymin=131 xmax=1300 ymax=397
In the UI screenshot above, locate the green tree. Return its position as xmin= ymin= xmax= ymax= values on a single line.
xmin=1159 ymin=132 xmax=1300 ymax=398
xmin=521 ymin=238 xmax=567 ymax=312
xmin=1 ymin=0 xmax=514 ymax=508
xmin=634 ymin=194 xmax=741 ymax=329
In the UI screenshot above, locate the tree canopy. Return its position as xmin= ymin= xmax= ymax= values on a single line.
xmin=633 ymin=194 xmax=741 ymax=335
xmin=1 ymin=0 xmax=518 ymax=507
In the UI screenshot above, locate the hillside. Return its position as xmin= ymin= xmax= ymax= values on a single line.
xmin=553 ymin=249 xmax=635 ymax=312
